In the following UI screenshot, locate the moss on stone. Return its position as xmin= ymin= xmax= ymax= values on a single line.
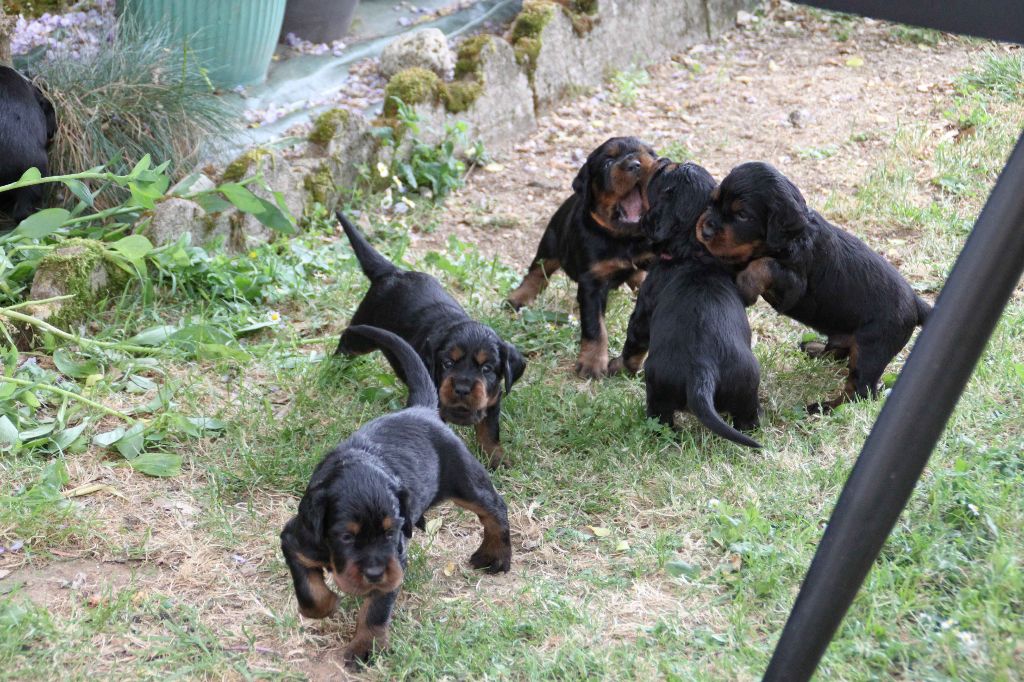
xmin=221 ymin=148 xmax=273 ymax=184
xmin=509 ymin=1 xmax=557 ymax=43
xmin=441 ymin=81 xmax=484 ymax=114
xmin=308 ymin=108 xmax=352 ymax=147
xmin=303 ymin=164 xmax=336 ymax=207
xmin=454 ymin=34 xmax=492 ymax=80
xmin=27 ymin=238 xmax=129 ymax=331
xmin=383 ymin=67 xmax=443 ymax=118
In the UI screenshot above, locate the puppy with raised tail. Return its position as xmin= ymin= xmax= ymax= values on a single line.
xmin=282 ymin=325 xmax=512 ymax=667
xmin=335 ymin=212 xmax=526 ymax=468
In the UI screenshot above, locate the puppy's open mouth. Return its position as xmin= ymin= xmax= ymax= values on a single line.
xmin=614 ymin=186 xmax=644 ymax=226
xmin=440 ymin=405 xmax=485 ymax=425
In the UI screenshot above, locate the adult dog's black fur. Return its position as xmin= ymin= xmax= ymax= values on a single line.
xmin=506 ymin=136 xmax=660 ymax=379
xmin=696 ymin=161 xmax=931 ymax=412
xmin=0 ymin=67 xmax=57 ymax=223
xmin=335 ymin=213 xmax=526 ymax=468
xmin=609 ymin=162 xmax=761 ymax=448
xmin=282 ymin=325 xmax=512 ymax=667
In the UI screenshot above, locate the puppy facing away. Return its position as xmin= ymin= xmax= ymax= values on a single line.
xmin=608 ymin=162 xmax=761 ymax=448
xmin=506 ymin=136 xmax=661 ymax=379
xmin=0 ymin=67 xmax=57 ymax=223
xmin=696 ymin=161 xmax=931 ymax=412
xmin=282 ymin=325 xmax=512 ymax=667
xmin=335 ymin=212 xmax=526 ymax=468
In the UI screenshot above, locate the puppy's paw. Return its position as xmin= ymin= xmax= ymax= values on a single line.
xmin=575 ymin=357 xmax=608 ymax=380
xmin=470 ymin=543 xmax=512 ymax=574
xmin=504 ymin=293 xmax=528 ymax=311
xmin=607 ymin=356 xmax=640 ymax=377
xmin=806 ymin=400 xmax=835 ymax=415
xmin=800 ymin=340 xmax=828 ymax=358
xmin=487 ymin=445 xmax=508 ymax=469
xmin=298 ymin=590 xmax=338 ymax=619
xmin=343 ymin=641 xmax=374 ymax=670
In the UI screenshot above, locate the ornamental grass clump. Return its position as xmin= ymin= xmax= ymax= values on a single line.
xmin=28 ymin=24 xmax=236 ymax=195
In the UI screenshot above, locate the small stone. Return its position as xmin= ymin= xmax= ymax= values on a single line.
xmin=398 ymin=16 xmax=412 ymax=27
xmin=788 ymin=109 xmax=813 ymax=128
xmin=393 ymin=201 xmax=410 ymax=215
xmin=379 ymin=28 xmax=455 ymax=79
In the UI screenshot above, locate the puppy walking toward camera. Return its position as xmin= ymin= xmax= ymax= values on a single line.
xmin=609 ymin=162 xmax=762 ymax=448
xmin=282 ymin=325 xmax=512 ymax=667
xmin=697 ymin=162 xmax=930 ymax=412
xmin=0 ymin=66 xmax=57 ymax=223
xmin=335 ymin=212 xmax=526 ymax=468
xmin=506 ymin=136 xmax=661 ymax=379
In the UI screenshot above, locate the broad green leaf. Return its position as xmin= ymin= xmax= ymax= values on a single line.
xmin=235 ymin=319 xmax=278 ymax=334
xmin=220 ymin=183 xmax=265 ymax=214
xmin=92 ymin=427 xmax=125 ymax=447
xmin=114 ymin=422 xmax=146 ymax=460
xmin=53 ymin=348 xmax=101 ymax=379
xmin=170 ymin=324 xmax=233 ymax=345
xmin=126 ymin=154 xmax=153 ymax=180
xmin=0 ymin=415 xmax=19 ymax=448
xmin=19 ymin=422 xmax=55 ymax=440
xmin=186 ymin=417 xmax=226 ymax=432
xmin=124 ymin=374 xmax=157 ymax=393
xmin=253 ymin=197 xmax=297 ymax=234
xmin=665 ymin=560 xmax=700 ymax=578
xmin=17 ymin=167 xmax=42 ymax=184
xmin=126 ymin=325 xmax=177 ymax=346
xmin=193 ymin=193 xmax=233 ymax=214
xmin=110 ymin=234 xmax=154 ymax=261
xmin=64 ymin=179 xmax=95 ymax=207
xmin=13 ymin=208 xmax=71 ymax=239
xmin=128 ymin=452 xmax=181 ymax=477
xmin=51 ymin=419 xmax=90 ymax=450
xmin=195 ymin=343 xmax=249 ymax=361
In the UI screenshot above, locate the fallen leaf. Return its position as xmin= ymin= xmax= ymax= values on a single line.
xmin=665 ymin=560 xmax=699 ymax=578
xmin=587 ymin=526 xmax=611 ymax=538
xmin=615 ymin=540 xmax=630 ymax=552
xmin=443 ymin=562 xmax=456 ymax=577
xmin=483 ymin=163 xmax=504 ymax=173
xmin=845 ymin=56 xmax=865 ymax=67
xmin=63 ymin=483 xmax=127 ymax=499
xmin=425 ymin=517 xmax=443 ymax=535
xmin=733 ymin=75 xmax=753 ymax=84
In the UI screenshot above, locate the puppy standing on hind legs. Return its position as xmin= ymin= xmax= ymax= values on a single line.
xmin=282 ymin=325 xmax=512 ymax=667
xmin=696 ymin=161 xmax=931 ymax=413
xmin=609 ymin=162 xmax=762 ymax=448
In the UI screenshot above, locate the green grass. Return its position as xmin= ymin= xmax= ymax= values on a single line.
xmin=2 ymin=37 xmax=1023 ymax=682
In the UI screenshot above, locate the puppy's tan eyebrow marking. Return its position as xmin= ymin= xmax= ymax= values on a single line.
xmin=731 ymin=200 xmax=745 ymax=213
xmin=711 ymin=186 xmax=721 ymax=201
xmin=474 ymin=350 xmax=491 ymax=365
xmin=345 ymin=522 xmax=361 ymax=535
xmin=381 ymin=516 xmax=393 ymax=531
xmin=449 ymin=347 xmax=465 ymax=361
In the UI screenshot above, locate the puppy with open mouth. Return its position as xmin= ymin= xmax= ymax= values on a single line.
xmin=506 ymin=136 xmax=661 ymax=379
xmin=282 ymin=325 xmax=512 ymax=667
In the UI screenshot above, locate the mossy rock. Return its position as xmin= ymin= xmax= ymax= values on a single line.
xmin=509 ymin=1 xmax=558 ymax=43
xmin=454 ymin=34 xmax=492 ymax=80
xmin=309 ymin=108 xmax=351 ymax=147
xmin=303 ymin=163 xmax=336 ymax=208
xmin=441 ymin=80 xmax=484 ymax=114
xmin=383 ymin=67 xmax=443 ymax=118
xmin=220 ymin=148 xmax=275 ymax=184
xmin=26 ymin=238 xmax=130 ymax=331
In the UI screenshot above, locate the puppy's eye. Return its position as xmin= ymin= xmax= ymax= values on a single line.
xmin=441 ymin=358 xmax=454 ymax=369
xmin=385 ymin=529 xmax=396 ymax=540
xmin=340 ymin=532 xmax=355 ymax=544
xmin=481 ymin=364 xmax=494 ymax=373
xmin=735 ymin=211 xmax=749 ymax=221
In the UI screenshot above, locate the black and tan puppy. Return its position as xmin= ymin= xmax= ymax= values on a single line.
xmin=0 ymin=66 xmax=57 ymax=223
xmin=697 ymin=161 xmax=931 ymax=412
xmin=609 ymin=162 xmax=761 ymax=448
xmin=335 ymin=213 xmax=526 ymax=468
xmin=282 ymin=325 xmax=512 ymax=667
xmin=506 ymin=136 xmax=660 ymax=379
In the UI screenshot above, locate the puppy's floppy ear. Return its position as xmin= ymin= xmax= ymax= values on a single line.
xmin=297 ymin=488 xmax=330 ymax=540
xmin=31 ymin=83 xmax=57 ymax=143
xmin=766 ymin=173 xmax=810 ymax=252
xmin=571 ymin=161 xmax=592 ymax=204
xmin=395 ymin=488 xmax=414 ymax=539
xmin=500 ymin=341 xmax=526 ymax=395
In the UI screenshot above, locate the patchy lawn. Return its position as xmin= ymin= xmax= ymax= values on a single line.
xmin=2 ymin=6 xmax=1022 ymax=681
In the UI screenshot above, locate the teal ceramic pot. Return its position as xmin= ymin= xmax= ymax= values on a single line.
xmin=120 ymin=0 xmax=287 ymax=87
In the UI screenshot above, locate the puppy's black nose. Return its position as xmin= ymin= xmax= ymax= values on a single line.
xmin=453 ymin=382 xmax=472 ymax=397
xmin=363 ymin=565 xmax=385 ymax=583
xmin=624 ymin=158 xmax=642 ymax=172
xmin=701 ymin=219 xmax=718 ymax=241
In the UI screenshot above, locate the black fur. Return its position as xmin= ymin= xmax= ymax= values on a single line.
xmin=610 ymin=162 xmax=761 ymax=448
xmin=282 ymin=325 xmax=512 ymax=667
xmin=0 ymin=67 xmax=57 ymax=224
xmin=335 ymin=212 xmax=526 ymax=468
xmin=506 ymin=136 xmax=661 ymax=379
xmin=697 ymin=161 xmax=931 ymax=412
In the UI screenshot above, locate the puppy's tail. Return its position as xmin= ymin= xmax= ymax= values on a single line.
xmin=337 ymin=211 xmax=398 ymax=282
xmin=687 ymin=375 xmax=762 ymax=449
xmin=915 ymin=296 xmax=932 ymax=327
xmin=344 ymin=325 xmax=437 ymax=410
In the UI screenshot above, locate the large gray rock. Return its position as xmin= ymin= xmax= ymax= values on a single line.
xmin=220 ymin=149 xmax=306 ymax=249
xmin=145 ymin=197 xmax=206 ymax=247
xmin=456 ymin=37 xmax=536 ymax=152
xmin=380 ymin=29 xmax=455 ymax=80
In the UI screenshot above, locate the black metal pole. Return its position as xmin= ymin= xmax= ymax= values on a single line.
xmin=764 ymin=131 xmax=1024 ymax=681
